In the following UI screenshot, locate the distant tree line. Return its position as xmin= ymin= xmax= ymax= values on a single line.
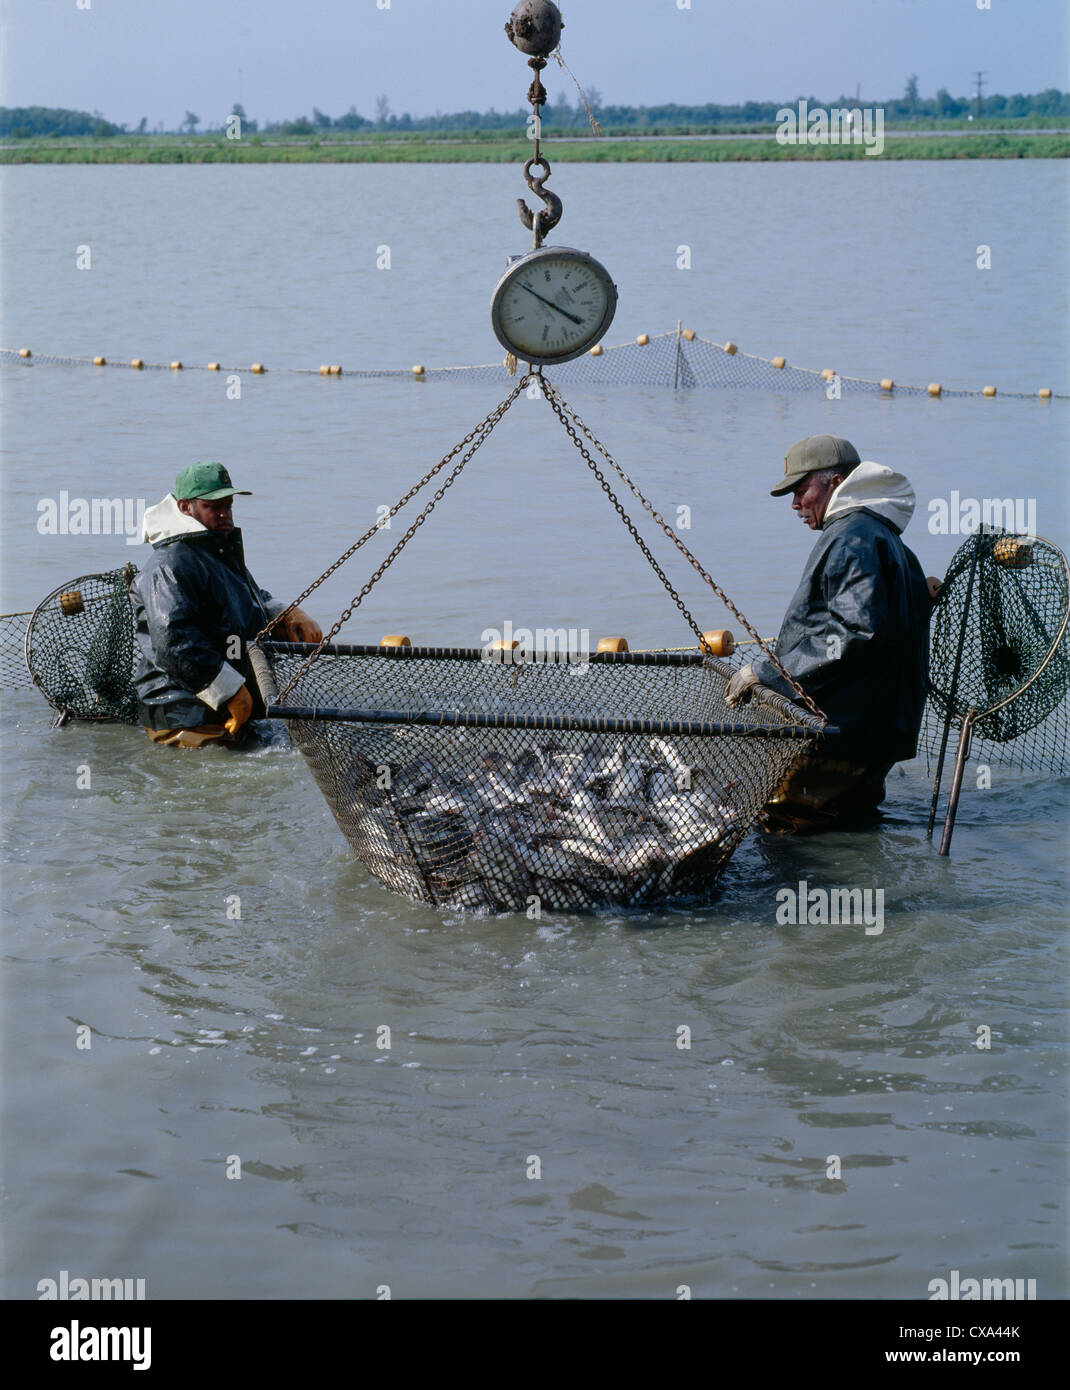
xmin=3 ymin=85 xmax=1068 ymax=140
xmin=0 ymin=106 xmax=123 ymax=138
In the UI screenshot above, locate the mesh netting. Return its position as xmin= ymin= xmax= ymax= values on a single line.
xmin=250 ymin=641 xmax=822 ymax=913
xmin=4 ymin=336 xmax=1063 ymax=399
xmin=23 ymin=566 xmax=140 ymax=722
xmin=923 ymin=529 xmax=1070 ymax=775
xmin=511 ymin=334 xmax=931 ymax=394
xmin=0 ymin=612 xmax=30 ymax=689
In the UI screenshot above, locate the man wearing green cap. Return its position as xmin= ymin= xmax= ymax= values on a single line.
xmin=132 ymin=462 xmax=322 ymax=747
xmin=725 ymin=435 xmax=934 ymax=832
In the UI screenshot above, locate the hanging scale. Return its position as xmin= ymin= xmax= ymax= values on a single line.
xmin=491 ymin=2 xmax=618 ymax=367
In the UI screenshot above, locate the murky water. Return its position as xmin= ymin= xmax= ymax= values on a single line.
xmin=1 ymin=161 xmax=1067 ymax=1299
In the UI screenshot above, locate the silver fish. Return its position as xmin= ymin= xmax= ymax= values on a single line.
xmin=577 ymin=740 xmax=626 ymax=789
xmin=424 ymin=792 xmax=469 ymax=816
xmin=467 ymin=769 xmax=526 ymax=809
xmin=558 ymin=755 xmax=589 ymax=793
xmin=521 ymin=751 xmax=581 ymax=797
xmin=566 ymin=791 xmax=619 ymax=847
xmin=687 ymin=787 xmax=736 ymax=821
xmin=470 ymin=831 xmax=525 ymax=879
xmin=508 ymin=836 xmax=614 ymax=882
xmin=552 ymin=838 xmax=621 ymax=877
xmin=606 ymin=760 xmax=647 ymax=805
xmin=646 ymin=769 xmax=679 ymax=804
xmin=687 ymin=766 xmax=736 ymax=803
xmin=649 ymin=737 xmax=692 ymax=782
xmin=392 ymin=755 xmax=436 ymax=799
xmin=613 ymin=829 xmax=670 ymax=875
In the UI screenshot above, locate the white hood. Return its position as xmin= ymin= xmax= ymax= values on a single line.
xmin=822 ymin=461 xmax=915 ymax=534
xmin=141 ymin=493 xmax=207 ymax=544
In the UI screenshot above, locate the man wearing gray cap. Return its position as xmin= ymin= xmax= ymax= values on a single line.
xmin=725 ymin=435 xmax=933 ymax=833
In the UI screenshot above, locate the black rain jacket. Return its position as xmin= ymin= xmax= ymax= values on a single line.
xmin=132 ymin=498 xmax=278 ymax=730
xmin=750 ymin=465 xmax=931 ymax=764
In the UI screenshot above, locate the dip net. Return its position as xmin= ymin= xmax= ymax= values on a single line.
xmin=250 ymin=374 xmax=828 ymax=913
xmin=21 ymin=565 xmax=140 ymax=722
xmin=924 ymin=528 xmax=1070 ymax=851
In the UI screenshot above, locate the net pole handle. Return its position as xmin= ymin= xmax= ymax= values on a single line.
xmin=938 ymin=712 xmax=975 ymax=857
xmin=926 ymin=539 xmax=984 ymax=838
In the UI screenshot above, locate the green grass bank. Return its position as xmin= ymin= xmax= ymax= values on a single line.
xmin=3 ymin=131 xmax=1068 ymax=164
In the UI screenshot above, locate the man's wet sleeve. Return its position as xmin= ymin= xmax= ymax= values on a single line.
xmin=140 ymin=562 xmax=236 ymax=702
xmin=751 ymin=532 xmax=888 ymax=698
xmin=800 ymin=533 xmax=887 ymax=693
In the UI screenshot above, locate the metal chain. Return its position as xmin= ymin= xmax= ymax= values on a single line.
xmin=540 ymin=379 xmax=825 ymax=721
xmin=258 ymin=379 xmax=529 ymax=646
xmin=273 ymin=378 xmax=528 ymax=701
xmin=537 ymin=399 xmax=709 ymax=648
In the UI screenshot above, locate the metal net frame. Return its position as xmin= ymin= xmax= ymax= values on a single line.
xmin=248 ymin=372 xmax=830 ymax=913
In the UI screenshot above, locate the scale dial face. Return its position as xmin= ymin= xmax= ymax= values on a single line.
xmin=491 ymin=247 xmax=617 ymax=366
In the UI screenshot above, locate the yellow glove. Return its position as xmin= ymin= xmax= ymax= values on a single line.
xmin=224 ymin=685 xmax=254 ymax=734
xmin=277 ymin=606 xmax=323 ymax=644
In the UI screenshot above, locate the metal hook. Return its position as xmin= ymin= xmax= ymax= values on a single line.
xmin=518 ymin=156 xmax=562 ymax=243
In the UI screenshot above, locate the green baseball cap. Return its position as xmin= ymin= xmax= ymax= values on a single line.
xmin=770 ymin=435 xmax=861 ymax=496
xmin=173 ymin=461 xmax=252 ymax=501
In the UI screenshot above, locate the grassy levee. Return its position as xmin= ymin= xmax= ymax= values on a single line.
xmin=2 ymin=131 xmax=1068 ymax=163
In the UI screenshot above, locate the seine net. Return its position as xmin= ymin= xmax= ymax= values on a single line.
xmin=23 ymin=566 xmax=141 ymax=722
xmin=0 ymin=612 xmax=30 ymax=690
xmin=250 ymin=641 xmax=823 ymax=913
xmin=923 ymin=529 xmax=1070 ymax=776
xmin=8 ymin=334 xmax=1059 ymax=397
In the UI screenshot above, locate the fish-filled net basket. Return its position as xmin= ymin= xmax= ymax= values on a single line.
xmin=250 ymin=641 xmax=824 ymax=913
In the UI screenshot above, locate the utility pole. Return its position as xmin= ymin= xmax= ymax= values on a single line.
xmin=973 ymin=71 xmax=986 ymax=120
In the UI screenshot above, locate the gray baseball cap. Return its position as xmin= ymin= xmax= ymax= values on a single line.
xmin=770 ymin=435 xmax=861 ymax=496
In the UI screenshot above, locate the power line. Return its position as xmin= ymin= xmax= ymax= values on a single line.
xmin=973 ymin=70 xmax=986 ymax=119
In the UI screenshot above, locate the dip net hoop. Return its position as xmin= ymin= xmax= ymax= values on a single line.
xmin=924 ymin=528 xmax=1070 ymax=854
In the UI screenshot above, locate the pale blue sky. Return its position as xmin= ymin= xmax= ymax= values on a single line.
xmin=0 ymin=0 xmax=1066 ymax=129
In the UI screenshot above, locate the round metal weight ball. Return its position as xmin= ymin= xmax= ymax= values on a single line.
xmin=505 ymin=0 xmax=563 ymax=57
